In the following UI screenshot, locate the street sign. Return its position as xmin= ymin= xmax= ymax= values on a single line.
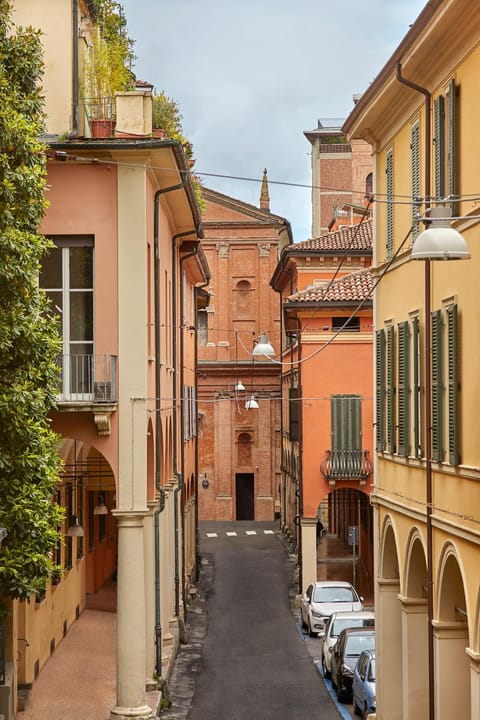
xmin=348 ymin=525 xmax=358 ymax=546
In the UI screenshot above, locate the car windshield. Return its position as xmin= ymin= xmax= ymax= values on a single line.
xmin=369 ymin=659 xmax=376 ymax=681
xmin=313 ymin=586 xmax=357 ymax=603
xmin=345 ymin=634 xmax=375 ymax=656
xmin=331 ymin=617 xmax=374 ymax=638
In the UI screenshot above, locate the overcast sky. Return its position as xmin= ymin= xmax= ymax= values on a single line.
xmin=122 ymin=0 xmax=426 ymax=242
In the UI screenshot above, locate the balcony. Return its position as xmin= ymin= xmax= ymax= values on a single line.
xmin=55 ymin=355 xmax=117 ymax=436
xmin=320 ymin=449 xmax=372 ymax=484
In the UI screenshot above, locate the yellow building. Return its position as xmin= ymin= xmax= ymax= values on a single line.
xmin=344 ymin=2 xmax=480 ymax=718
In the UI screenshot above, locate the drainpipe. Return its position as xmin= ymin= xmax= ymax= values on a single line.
xmin=72 ymin=0 xmax=79 ymax=135
xmin=172 ymin=231 xmax=199 ymax=620
xmin=296 ymin=337 xmax=303 ymax=592
xmin=396 ymin=62 xmax=434 ymax=720
xmin=153 ymin=175 xmax=188 ymax=678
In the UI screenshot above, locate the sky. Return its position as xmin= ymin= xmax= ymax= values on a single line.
xmin=121 ymin=0 xmax=427 ymax=243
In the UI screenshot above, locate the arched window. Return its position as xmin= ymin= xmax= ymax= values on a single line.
xmin=235 ymin=280 xmax=252 ymax=316
xmin=237 ymin=432 xmax=252 ymax=466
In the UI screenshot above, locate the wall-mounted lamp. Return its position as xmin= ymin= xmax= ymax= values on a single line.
xmin=67 ymin=452 xmax=84 ymax=537
xmin=245 ymin=395 xmax=259 ymax=410
xmin=235 ymin=380 xmax=246 ymax=392
xmin=94 ymin=456 xmax=109 ymax=515
xmin=201 ymin=473 xmax=209 ymax=489
xmin=411 ymin=206 xmax=470 ymax=260
xmin=252 ymin=333 xmax=275 ymax=359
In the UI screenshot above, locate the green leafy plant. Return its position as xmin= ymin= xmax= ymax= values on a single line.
xmin=84 ymin=1 xmax=135 ymax=120
xmin=0 ymin=0 xmax=64 ymax=602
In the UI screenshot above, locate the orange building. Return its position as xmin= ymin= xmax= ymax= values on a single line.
xmin=271 ymin=221 xmax=374 ymax=596
xmin=197 ymin=179 xmax=292 ymax=521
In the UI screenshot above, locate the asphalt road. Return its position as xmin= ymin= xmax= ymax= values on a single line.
xmin=162 ymin=520 xmax=344 ymax=720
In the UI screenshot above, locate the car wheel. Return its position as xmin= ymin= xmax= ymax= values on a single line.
xmin=300 ymin=612 xmax=307 ymax=629
xmin=336 ymin=682 xmax=344 ymax=703
xmin=353 ymin=699 xmax=362 ymax=716
xmin=307 ymin=619 xmax=316 ymax=637
xmin=322 ymin=655 xmax=331 ymax=679
xmin=362 ymin=706 xmax=370 ymax=720
xmin=331 ymin=671 xmax=337 ymax=690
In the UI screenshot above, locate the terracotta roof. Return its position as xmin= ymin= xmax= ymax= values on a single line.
xmin=289 ymin=219 xmax=372 ymax=253
xmin=286 ymin=269 xmax=373 ymax=304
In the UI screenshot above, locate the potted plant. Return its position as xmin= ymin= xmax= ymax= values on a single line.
xmin=82 ymin=0 xmax=135 ymax=137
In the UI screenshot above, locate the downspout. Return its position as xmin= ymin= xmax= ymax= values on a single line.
xmin=396 ymin=62 xmax=434 ymax=720
xmin=296 ymin=336 xmax=303 ymax=592
xmin=72 ymin=0 xmax=79 ymax=135
xmin=172 ymin=230 xmax=198 ymax=620
xmin=153 ymin=175 xmax=188 ymax=678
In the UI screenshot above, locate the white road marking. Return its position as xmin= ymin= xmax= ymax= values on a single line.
xmin=206 ymin=533 xmax=218 ymax=538
xmin=226 ymin=532 xmax=237 ymax=536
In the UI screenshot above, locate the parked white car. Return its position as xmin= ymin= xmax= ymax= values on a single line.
xmin=320 ymin=609 xmax=375 ymax=678
xmin=300 ymin=580 xmax=363 ymax=637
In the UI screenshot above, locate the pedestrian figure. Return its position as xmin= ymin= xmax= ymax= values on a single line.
xmin=316 ymin=518 xmax=325 ymax=546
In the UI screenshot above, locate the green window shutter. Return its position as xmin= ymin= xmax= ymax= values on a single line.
xmin=398 ymin=321 xmax=410 ymax=457
xmin=376 ymin=329 xmax=386 ymax=452
xmin=386 ymin=325 xmax=395 ymax=454
xmin=331 ymin=395 xmax=361 ymax=451
xmin=411 ymin=123 xmax=421 ymax=238
xmin=434 ymin=95 xmax=445 ymax=199
xmin=386 ymin=150 xmax=394 ymax=258
xmin=447 ymin=304 xmax=459 ymax=465
xmin=448 ymin=79 xmax=457 ymax=216
xmin=412 ymin=316 xmax=422 ymax=458
xmin=431 ymin=309 xmax=444 ymax=462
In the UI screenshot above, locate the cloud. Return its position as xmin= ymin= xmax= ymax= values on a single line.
xmin=123 ymin=0 xmax=426 ymax=241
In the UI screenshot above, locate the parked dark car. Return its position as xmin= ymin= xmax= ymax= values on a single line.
xmin=352 ymin=648 xmax=376 ymax=718
xmin=331 ymin=626 xmax=375 ymax=702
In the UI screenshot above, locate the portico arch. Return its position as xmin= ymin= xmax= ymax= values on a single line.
xmin=377 ymin=517 xmax=403 ymax=720
xmin=434 ymin=545 xmax=470 ymax=720
xmin=402 ymin=530 xmax=428 ymax=719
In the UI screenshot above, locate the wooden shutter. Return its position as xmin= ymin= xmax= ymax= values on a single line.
xmin=332 ymin=395 xmax=361 ymax=452
xmin=434 ymin=95 xmax=445 ymax=199
xmin=386 ymin=325 xmax=395 ymax=454
xmin=376 ymin=329 xmax=386 ymax=452
xmin=398 ymin=321 xmax=410 ymax=457
xmin=448 ymin=79 xmax=457 ymax=215
xmin=411 ymin=123 xmax=421 ymax=238
xmin=431 ymin=309 xmax=444 ymax=462
xmin=447 ymin=304 xmax=459 ymax=465
xmin=412 ymin=316 xmax=422 ymax=458
xmin=386 ymin=150 xmax=394 ymax=258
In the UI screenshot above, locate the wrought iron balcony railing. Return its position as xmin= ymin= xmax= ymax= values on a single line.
xmin=56 ymin=354 xmax=117 ymax=404
xmin=320 ymin=449 xmax=372 ymax=481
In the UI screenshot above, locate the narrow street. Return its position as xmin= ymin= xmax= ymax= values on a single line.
xmin=162 ymin=521 xmax=354 ymax=720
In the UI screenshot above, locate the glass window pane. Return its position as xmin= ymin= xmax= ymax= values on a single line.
xmin=70 ymin=247 xmax=93 ymax=289
xmin=70 ymin=292 xmax=93 ymax=341
xmin=39 ymin=247 xmax=62 ymax=289
xmin=45 ymin=291 xmax=63 ymax=321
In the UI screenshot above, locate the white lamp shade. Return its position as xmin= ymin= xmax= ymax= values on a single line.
xmin=94 ymin=494 xmax=109 ymax=515
xmin=245 ymin=395 xmax=259 ymax=410
xmin=235 ymin=380 xmax=245 ymax=392
xmin=252 ymin=334 xmax=275 ymax=358
xmin=411 ymin=207 xmax=470 ymax=260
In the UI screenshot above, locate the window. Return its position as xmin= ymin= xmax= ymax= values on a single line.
xmin=197 ymin=309 xmax=208 ymax=345
xmin=412 ymin=316 xmax=422 ymax=458
xmin=375 ymin=329 xmax=386 ymax=452
xmin=289 ymin=387 xmax=300 ymax=442
xmin=332 ymin=316 xmax=360 ymax=332
xmin=386 ymin=149 xmax=394 ymax=258
xmin=40 ymin=236 xmax=94 ymax=399
xmin=331 ymin=395 xmax=362 ymax=453
xmin=446 ymin=304 xmax=459 ymax=465
xmin=434 ymin=79 xmax=457 ymax=213
xmin=386 ymin=325 xmax=395 ymax=453
xmin=397 ymin=321 xmax=410 ymax=457
xmin=431 ymin=309 xmax=444 ymax=462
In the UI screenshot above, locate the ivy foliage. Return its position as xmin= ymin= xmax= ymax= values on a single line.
xmin=0 ymin=0 xmax=64 ymax=601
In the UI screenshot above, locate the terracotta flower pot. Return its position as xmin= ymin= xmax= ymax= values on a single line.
xmin=91 ymin=119 xmax=116 ymax=138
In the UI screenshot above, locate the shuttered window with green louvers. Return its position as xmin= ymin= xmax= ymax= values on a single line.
xmin=397 ymin=321 xmax=410 ymax=457
xmin=386 ymin=325 xmax=395 ymax=454
xmin=289 ymin=387 xmax=300 ymax=442
xmin=376 ymin=329 xmax=386 ymax=452
xmin=447 ymin=304 xmax=459 ymax=465
xmin=331 ymin=395 xmax=362 ymax=452
xmin=434 ymin=94 xmax=445 ymax=200
xmin=411 ymin=123 xmax=421 ymax=239
xmin=412 ymin=316 xmax=422 ymax=458
xmin=434 ymin=79 xmax=457 ymax=214
xmin=386 ymin=149 xmax=394 ymax=258
xmin=431 ymin=309 xmax=444 ymax=462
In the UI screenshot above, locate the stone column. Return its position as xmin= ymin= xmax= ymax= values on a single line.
xmin=301 ymin=517 xmax=317 ymax=589
xmin=400 ymin=596 xmax=429 ymax=719
xmin=433 ymin=620 xmax=470 ymax=720
xmin=110 ymin=512 xmax=153 ymax=720
xmin=466 ymin=648 xmax=480 ymax=719
xmin=376 ymin=578 xmax=403 ymax=720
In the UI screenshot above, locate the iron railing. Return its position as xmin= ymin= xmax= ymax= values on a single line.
xmin=320 ymin=449 xmax=372 ymax=481
xmin=56 ymin=354 xmax=117 ymax=403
